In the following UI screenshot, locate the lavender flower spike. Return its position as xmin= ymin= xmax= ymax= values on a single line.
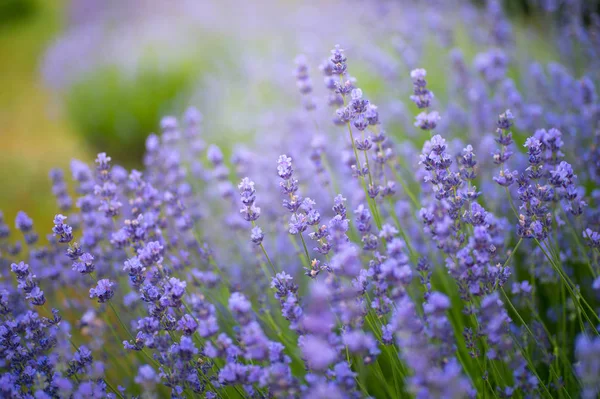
xmin=238 ymin=177 xmax=261 ymax=222
xmin=89 ymin=279 xmax=115 ymax=303
xmin=52 ymin=214 xmax=73 ymax=243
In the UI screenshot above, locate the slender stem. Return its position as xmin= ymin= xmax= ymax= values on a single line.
xmin=338 ymin=75 xmax=382 ymax=230
xmin=563 ymin=213 xmax=597 ymax=278
xmin=107 ymin=301 xmax=161 ymax=367
xmin=500 ymin=287 xmax=570 ymax=386
xmin=504 ymin=238 xmax=523 ymax=267
xmin=310 ymin=117 xmax=340 ymax=197
xmin=534 ymin=239 xmax=600 ymax=329
xmin=386 ymin=197 xmax=417 ymax=260
xmin=504 ymin=187 xmax=519 ymax=218
xmin=104 ymin=378 xmax=125 ymax=399
xmin=389 ymin=163 xmax=419 ymax=208
xmin=251 ymin=221 xmax=277 ymax=275
xmin=299 ymin=234 xmax=312 ymax=265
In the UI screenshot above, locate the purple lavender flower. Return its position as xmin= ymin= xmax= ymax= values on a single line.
xmin=238 ymin=177 xmax=261 ymax=222
xmin=250 ymin=226 xmax=264 ymax=245
xmin=583 ymin=228 xmax=600 ymax=248
xmin=271 ymin=272 xmax=302 ymax=330
xmin=277 ymin=154 xmax=294 ymax=180
xmin=288 ymin=213 xmax=308 ymax=235
xmin=135 ymin=365 xmax=160 ymax=388
xmin=414 ymin=111 xmax=441 ymax=131
xmin=295 ymin=54 xmax=316 ymax=110
xmin=207 ymin=144 xmax=224 ymax=166
xmin=329 ymin=44 xmax=347 ymax=75
xmin=409 ymin=68 xmax=440 ymax=132
xmin=25 ymin=286 xmax=46 ymax=306
xmin=332 ymin=194 xmax=347 ymax=218
xmin=511 ymin=280 xmax=532 ymax=298
xmin=52 ymin=214 xmax=73 ymax=243
xmin=160 ymin=277 xmax=186 ymax=308
xmin=301 ymin=334 xmax=338 ymax=371
xmin=89 ymin=279 xmax=115 ymax=303
xmin=176 ymin=314 xmax=198 ymax=336
xmin=549 ymin=160 xmax=587 ymax=216
xmin=137 ymin=241 xmax=164 ymax=266
xmin=474 ymin=48 xmax=508 ymax=84
xmin=575 ymin=334 xmax=600 ymax=399
xmin=123 ymin=256 xmax=146 ymax=287
xmin=11 ymin=261 xmax=30 ymax=279
xmin=218 ymin=362 xmax=251 ymax=386
xmin=15 ymin=211 xmax=38 ymax=244
xmin=410 ymin=68 xmax=434 ymax=109
xmin=229 ymin=292 xmax=252 ymax=325
xmin=93 ymin=153 xmax=122 ymax=217
xmin=392 ymin=295 xmax=472 ymax=398
xmin=342 ymin=329 xmax=380 ymax=362
xmin=330 ymin=243 xmax=362 ymax=276
xmin=172 ymin=335 xmax=198 ymax=361
xmin=10 ymin=261 xmax=47 ymax=306
xmin=95 ymin=153 xmax=112 ymax=177
xmin=72 ymin=252 xmax=95 ymax=274
xmin=50 ymin=168 xmax=73 ymax=211
xmin=15 ymin=211 xmax=33 ymax=232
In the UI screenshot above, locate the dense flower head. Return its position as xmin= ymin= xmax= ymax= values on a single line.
xmin=123 ymin=256 xmax=146 ymax=286
xmin=414 ymin=111 xmax=441 ymax=130
xmin=52 ymin=214 xmax=73 ymax=243
xmin=207 ymin=144 xmax=224 ymax=165
xmin=239 ymin=177 xmax=261 ymax=222
xmin=89 ymin=279 xmax=115 ymax=303
xmin=301 ymin=334 xmax=338 ymax=370
xmin=15 ymin=211 xmax=33 ymax=232
xmin=575 ymin=334 xmax=600 ymax=399
xmin=72 ymin=252 xmax=95 ymax=274
xmin=497 ymin=109 xmax=514 ymax=130
xmin=329 ymin=44 xmax=347 ymax=75
xmin=137 ymin=241 xmax=164 ymax=266
xmin=11 ymin=260 xmax=30 ymax=279
xmin=229 ymin=292 xmax=252 ymax=324
xmin=93 ymin=153 xmax=123 ymax=217
xmin=50 ymin=168 xmax=73 ymax=211
xmin=277 ymin=154 xmax=294 ymax=180
xmin=474 ymin=48 xmax=508 ymax=84
xmin=249 ymin=226 xmax=264 ymax=245
xmin=410 ymin=68 xmax=434 ymax=109
xmin=583 ymin=228 xmax=600 ymax=248
xmin=95 ymin=152 xmax=111 ymax=171
xmin=135 ymin=364 xmax=160 ymax=387
xmin=295 ymin=54 xmax=316 ymax=110
xmin=161 ymin=277 xmax=186 ymax=307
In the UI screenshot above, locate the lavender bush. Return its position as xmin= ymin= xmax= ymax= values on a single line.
xmin=2 ymin=1 xmax=600 ymax=398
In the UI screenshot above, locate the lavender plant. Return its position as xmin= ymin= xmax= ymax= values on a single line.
xmin=2 ymin=2 xmax=600 ymax=398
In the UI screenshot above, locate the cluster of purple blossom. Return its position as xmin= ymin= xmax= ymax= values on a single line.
xmin=2 ymin=1 xmax=600 ymax=398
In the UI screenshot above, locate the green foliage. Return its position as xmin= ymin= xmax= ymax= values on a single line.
xmin=65 ymin=53 xmax=206 ymax=166
xmin=0 ymin=0 xmax=37 ymax=28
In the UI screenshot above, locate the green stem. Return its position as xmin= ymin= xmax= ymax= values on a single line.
xmin=299 ymin=233 xmax=312 ymax=265
xmin=104 ymin=378 xmax=125 ymax=399
xmin=107 ymin=301 xmax=161 ymax=367
xmin=534 ymin=239 xmax=600 ymax=329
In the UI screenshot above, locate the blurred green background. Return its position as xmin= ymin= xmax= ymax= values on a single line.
xmin=0 ymin=0 xmax=232 ymax=234
xmin=0 ymin=0 xmax=88 ymax=234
